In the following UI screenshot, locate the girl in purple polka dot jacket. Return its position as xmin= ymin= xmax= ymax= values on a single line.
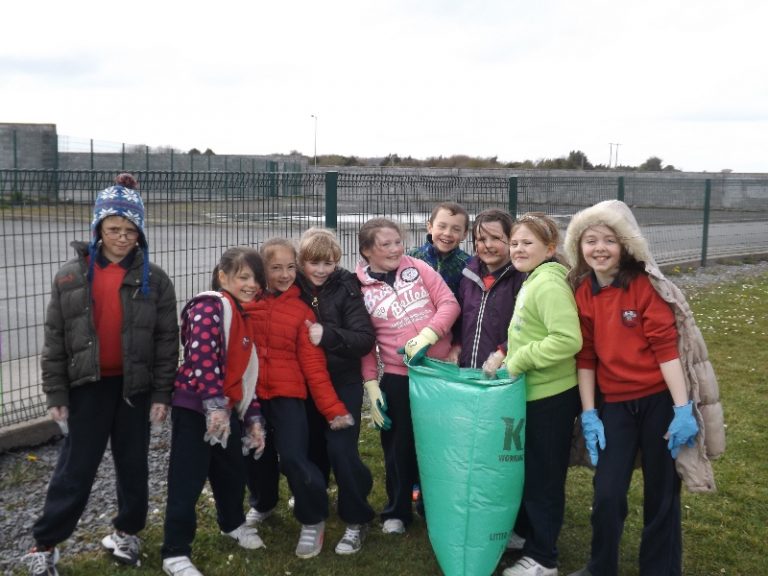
xmin=161 ymin=246 xmax=268 ymax=574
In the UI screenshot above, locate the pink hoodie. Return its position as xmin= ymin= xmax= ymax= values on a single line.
xmin=355 ymin=255 xmax=460 ymax=380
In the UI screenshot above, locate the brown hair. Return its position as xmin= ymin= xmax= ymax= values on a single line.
xmin=472 ymin=208 xmax=514 ymax=250
xmin=259 ymin=237 xmax=297 ymax=266
xmin=211 ymin=246 xmax=265 ymax=292
xmin=512 ymin=212 xmax=568 ymax=266
xmin=429 ymin=201 xmax=469 ymax=231
xmin=567 ymin=224 xmax=645 ymax=290
xmin=298 ymin=227 xmax=342 ymax=266
xmin=358 ymin=218 xmax=402 ymax=261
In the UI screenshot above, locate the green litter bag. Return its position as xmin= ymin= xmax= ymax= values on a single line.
xmin=408 ymin=357 xmax=526 ymax=576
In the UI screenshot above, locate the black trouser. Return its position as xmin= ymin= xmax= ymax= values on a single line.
xmin=258 ymin=397 xmax=329 ymax=525
xmin=33 ymin=377 xmax=151 ymax=547
xmin=587 ymin=390 xmax=681 ymax=576
xmin=246 ymin=419 xmax=280 ymax=514
xmin=379 ymin=373 xmax=419 ymax=525
xmin=514 ymin=385 xmax=581 ymax=569
xmin=306 ymin=383 xmax=375 ymax=525
xmin=161 ymin=407 xmax=247 ymax=559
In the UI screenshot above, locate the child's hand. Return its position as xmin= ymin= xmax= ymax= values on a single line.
xmin=398 ymin=327 xmax=439 ymax=363
xmin=242 ymin=416 xmax=266 ymax=460
xmin=364 ymin=379 xmax=392 ymax=430
xmin=580 ymin=409 xmax=606 ymax=466
xmin=304 ymin=319 xmax=323 ymax=346
xmin=446 ymin=345 xmax=462 ymax=365
xmin=149 ymin=403 xmax=168 ymax=433
xmin=666 ymin=400 xmax=699 ymax=458
xmin=49 ymin=406 xmax=69 ymax=436
xmin=482 ymin=350 xmax=506 ymax=378
xmin=329 ymin=413 xmax=355 ymax=430
xmin=202 ymin=397 xmax=231 ymax=448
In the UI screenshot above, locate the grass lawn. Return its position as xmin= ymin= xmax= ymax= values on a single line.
xmin=13 ymin=273 xmax=768 ymax=576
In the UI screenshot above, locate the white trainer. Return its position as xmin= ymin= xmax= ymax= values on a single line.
xmin=382 ymin=518 xmax=405 ymax=534
xmin=162 ymin=555 xmax=204 ymax=576
xmin=506 ymin=530 xmax=526 ymax=550
xmin=503 ymin=556 xmax=558 ymax=576
xmin=245 ymin=507 xmax=275 ymax=526
xmin=295 ymin=521 xmax=325 ymax=559
xmin=222 ymin=523 xmax=265 ymax=549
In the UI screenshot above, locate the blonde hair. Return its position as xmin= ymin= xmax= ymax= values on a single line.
xmin=259 ymin=237 xmax=297 ymax=266
xmin=512 ymin=212 xmax=568 ymax=266
xmin=298 ymin=227 xmax=342 ymax=266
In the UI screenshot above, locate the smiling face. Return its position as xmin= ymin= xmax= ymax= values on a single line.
xmin=217 ymin=265 xmax=262 ymax=303
xmin=580 ymin=224 xmax=622 ymax=286
xmin=265 ymin=246 xmax=297 ymax=292
xmin=474 ymin=221 xmax=511 ymax=272
xmin=362 ymin=227 xmax=404 ymax=273
xmin=302 ymin=259 xmax=337 ymax=287
xmin=427 ymin=208 xmax=468 ymax=255
xmin=509 ymin=223 xmax=556 ymax=273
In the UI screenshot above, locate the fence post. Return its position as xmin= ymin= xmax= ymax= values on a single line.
xmin=325 ymin=171 xmax=338 ymax=229
xmin=701 ymin=179 xmax=711 ymax=267
xmin=145 ymin=146 xmax=150 ymax=172
xmin=617 ymin=176 xmax=625 ymax=201
xmin=508 ymin=176 xmax=518 ymax=218
xmin=121 ymin=143 xmax=125 ymax=170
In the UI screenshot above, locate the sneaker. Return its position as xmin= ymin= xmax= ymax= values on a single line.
xmin=222 ymin=522 xmax=265 ymax=549
xmin=162 ymin=555 xmax=204 ymax=576
xmin=335 ymin=523 xmax=368 ymax=555
xmin=21 ymin=546 xmax=59 ymax=576
xmin=506 ymin=531 xmax=526 ymax=550
xmin=245 ymin=506 xmax=275 ymax=526
xmin=101 ymin=531 xmax=141 ymax=565
xmin=566 ymin=569 xmax=592 ymax=576
xmin=382 ymin=518 xmax=406 ymax=534
xmin=295 ymin=521 xmax=325 ymax=559
xmin=503 ymin=556 xmax=558 ymax=576
xmin=288 ymin=496 xmax=295 ymax=509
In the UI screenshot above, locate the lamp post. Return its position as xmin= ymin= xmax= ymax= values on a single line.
xmin=311 ymin=114 xmax=318 ymax=168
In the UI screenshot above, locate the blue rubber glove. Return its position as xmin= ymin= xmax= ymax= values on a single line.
xmin=398 ymin=327 xmax=439 ymax=364
xmin=580 ymin=409 xmax=606 ymax=467
xmin=666 ymin=400 xmax=699 ymax=459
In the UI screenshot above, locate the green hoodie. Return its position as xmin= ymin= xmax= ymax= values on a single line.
xmin=505 ymin=261 xmax=581 ymax=401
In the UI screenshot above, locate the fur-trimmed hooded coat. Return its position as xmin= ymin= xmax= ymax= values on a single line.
xmin=564 ymin=199 xmax=725 ymax=493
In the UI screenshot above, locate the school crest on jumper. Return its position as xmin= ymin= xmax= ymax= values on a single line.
xmin=621 ymin=309 xmax=639 ymax=327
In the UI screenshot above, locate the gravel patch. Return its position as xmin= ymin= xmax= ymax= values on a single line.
xmin=2 ymin=258 xmax=767 ymax=573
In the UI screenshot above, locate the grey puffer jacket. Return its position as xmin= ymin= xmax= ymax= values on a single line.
xmin=41 ymin=241 xmax=179 ymax=408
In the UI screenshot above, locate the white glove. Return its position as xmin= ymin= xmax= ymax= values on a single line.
xmin=482 ymin=350 xmax=506 ymax=379
xmin=202 ymin=397 xmax=231 ymax=449
xmin=304 ymin=319 xmax=323 ymax=346
xmin=49 ymin=406 xmax=69 ymax=436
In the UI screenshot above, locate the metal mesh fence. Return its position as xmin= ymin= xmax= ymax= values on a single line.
xmin=1 ymin=169 xmax=767 ymax=428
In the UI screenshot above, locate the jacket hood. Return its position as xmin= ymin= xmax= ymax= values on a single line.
xmin=564 ymin=200 xmax=655 ymax=269
xmin=528 ymin=260 xmax=567 ymax=282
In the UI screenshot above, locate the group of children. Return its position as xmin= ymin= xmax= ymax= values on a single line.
xmin=22 ymin=175 xmax=722 ymax=576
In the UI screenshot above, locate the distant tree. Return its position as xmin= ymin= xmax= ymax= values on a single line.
xmin=203 ymin=148 xmax=216 ymax=156
xmin=188 ymin=148 xmax=201 ymax=155
xmin=662 ymin=164 xmax=679 ymax=172
xmin=567 ymin=150 xmax=593 ymax=170
xmin=639 ymin=156 xmax=663 ymax=171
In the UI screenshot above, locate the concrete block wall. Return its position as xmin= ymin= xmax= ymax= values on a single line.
xmin=0 ymin=123 xmax=58 ymax=169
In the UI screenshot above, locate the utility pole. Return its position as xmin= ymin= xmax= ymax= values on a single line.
xmin=311 ymin=114 xmax=318 ymax=168
xmin=614 ymin=143 xmax=621 ymax=167
xmin=608 ymin=143 xmax=614 ymax=168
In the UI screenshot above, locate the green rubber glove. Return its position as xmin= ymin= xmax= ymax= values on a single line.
xmin=398 ymin=327 xmax=439 ymax=363
xmin=364 ymin=379 xmax=392 ymax=431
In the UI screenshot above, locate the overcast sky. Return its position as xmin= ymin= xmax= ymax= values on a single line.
xmin=2 ymin=0 xmax=767 ymax=173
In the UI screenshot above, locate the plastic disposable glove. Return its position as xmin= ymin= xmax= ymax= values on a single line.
xmin=580 ymin=409 xmax=606 ymax=466
xmin=242 ymin=415 xmax=267 ymax=460
xmin=364 ymin=379 xmax=392 ymax=431
xmin=149 ymin=403 xmax=168 ymax=433
xmin=482 ymin=350 xmax=506 ymax=379
xmin=329 ymin=413 xmax=355 ymax=430
xmin=49 ymin=406 xmax=69 ymax=436
xmin=202 ymin=397 xmax=231 ymax=449
xmin=666 ymin=400 xmax=699 ymax=459
xmin=304 ymin=319 xmax=323 ymax=346
xmin=398 ymin=327 xmax=439 ymax=363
